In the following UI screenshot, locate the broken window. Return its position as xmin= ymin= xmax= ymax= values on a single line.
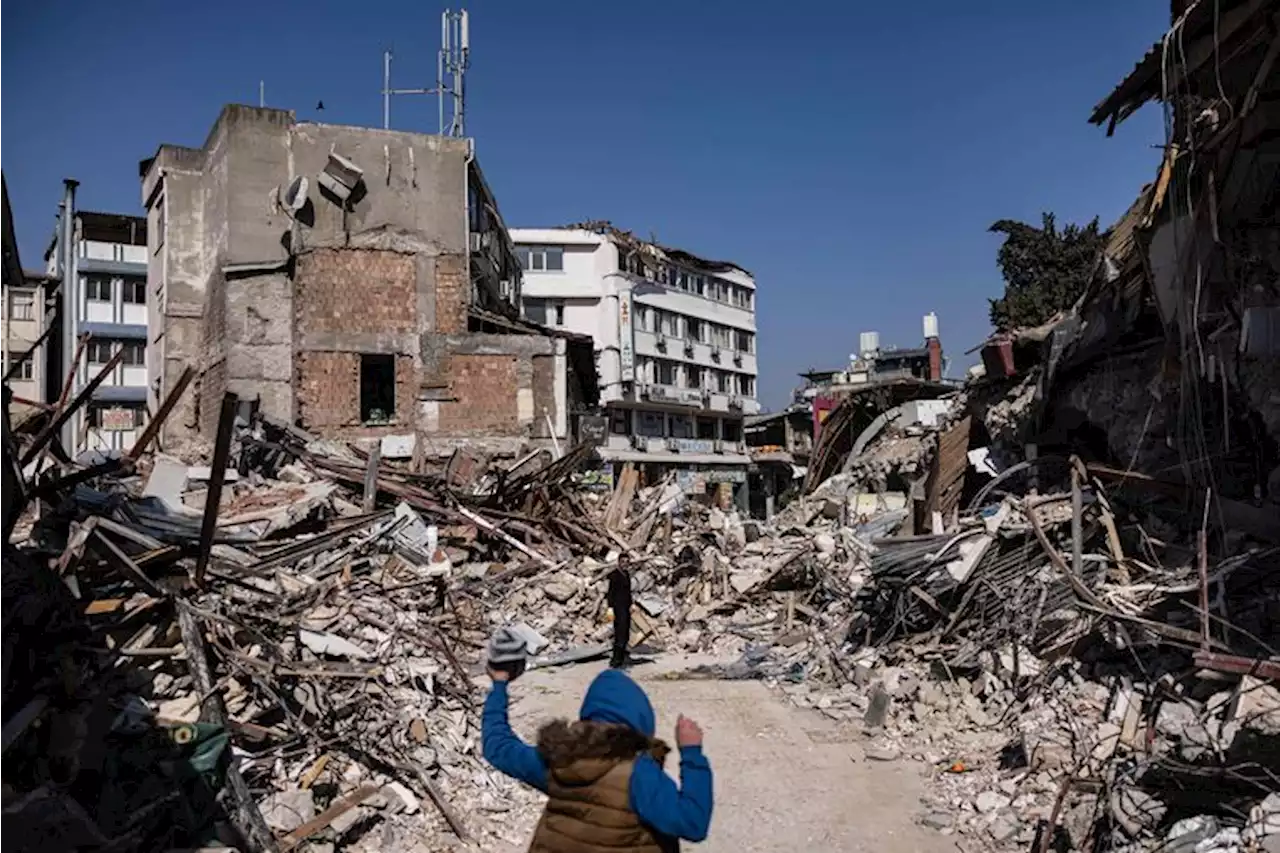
xmin=360 ymin=354 xmax=396 ymax=424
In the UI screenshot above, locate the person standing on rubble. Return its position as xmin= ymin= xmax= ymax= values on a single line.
xmin=608 ymin=562 xmax=633 ymax=669
xmin=482 ymin=666 xmax=714 ymax=851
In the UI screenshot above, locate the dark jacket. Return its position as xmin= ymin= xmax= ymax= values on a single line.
xmin=482 ymin=670 xmax=713 ymax=848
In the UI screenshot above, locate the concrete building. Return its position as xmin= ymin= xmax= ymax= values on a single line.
xmin=2 ymin=175 xmax=48 ymax=413
xmin=141 ymin=105 xmax=592 ymax=458
xmin=510 ymin=223 xmax=758 ymax=504
xmin=40 ymin=201 xmax=150 ymax=454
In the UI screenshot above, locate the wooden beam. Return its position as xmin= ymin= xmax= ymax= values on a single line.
xmin=127 ymin=365 xmax=196 ymax=459
xmin=195 ymin=393 xmax=238 ymax=587
xmin=20 ymin=346 xmax=124 ymax=466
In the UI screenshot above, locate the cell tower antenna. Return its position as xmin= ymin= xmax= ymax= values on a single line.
xmin=380 ymin=9 xmax=470 ymax=136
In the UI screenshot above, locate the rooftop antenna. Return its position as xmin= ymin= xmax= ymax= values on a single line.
xmin=259 ymin=80 xmax=265 ymax=108
xmin=380 ymin=8 xmax=469 ymax=136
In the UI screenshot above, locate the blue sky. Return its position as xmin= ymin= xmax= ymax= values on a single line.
xmin=3 ymin=0 xmax=1166 ymax=409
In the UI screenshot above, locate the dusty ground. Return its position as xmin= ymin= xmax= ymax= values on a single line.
xmin=489 ymin=655 xmax=953 ymax=853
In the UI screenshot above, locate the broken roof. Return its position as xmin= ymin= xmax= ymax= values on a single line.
xmin=1089 ymin=0 xmax=1270 ymax=131
xmin=562 ymin=220 xmax=752 ymax=278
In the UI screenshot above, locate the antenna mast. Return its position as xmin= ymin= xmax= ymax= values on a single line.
xmin=380 ymin=8 xmax=469 ymax=136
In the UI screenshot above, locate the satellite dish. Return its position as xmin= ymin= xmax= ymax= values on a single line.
xmin=278 ymin=176 xmax=309 ymax=215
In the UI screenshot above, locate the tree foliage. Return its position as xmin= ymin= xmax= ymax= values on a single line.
xmin=988 ymin=213 xmax=1108 ymax=330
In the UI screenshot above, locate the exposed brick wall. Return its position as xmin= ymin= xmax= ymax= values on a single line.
xmin=295 ymin=249 xmax=417 ymax=337
xmin=296 ymin=351 xmax=416 ymax=433
xmin=532 ymin=354 xmax=555 ymax=438
xmin=434 ymin=253 xmax=469 ymax=334
xmin=439 ymin=354 xmax=519 ymax=435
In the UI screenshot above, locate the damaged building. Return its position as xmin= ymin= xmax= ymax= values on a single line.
xmin=141 ymin=105 xmax=595 ymax=459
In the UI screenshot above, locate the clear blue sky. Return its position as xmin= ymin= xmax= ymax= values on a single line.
xmin=3 ymin=0 xmax=1166 ymax=409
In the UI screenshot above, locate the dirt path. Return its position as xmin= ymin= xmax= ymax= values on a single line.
xmin=490 ymin=656 xmax=953 ymax=853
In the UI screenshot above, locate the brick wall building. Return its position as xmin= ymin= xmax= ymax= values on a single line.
xmin=140 ymin=105 xmax=594 ymax=457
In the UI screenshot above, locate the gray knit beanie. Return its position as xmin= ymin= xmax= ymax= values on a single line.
xmin=488 ymin=625 xmax=529 ymax=665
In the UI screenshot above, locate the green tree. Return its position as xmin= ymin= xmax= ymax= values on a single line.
xmin=988 ymin=213 xmax=1108 ymax=330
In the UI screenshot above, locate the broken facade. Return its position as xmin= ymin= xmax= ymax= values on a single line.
xmin=141 ymin=105 xmax=589 ymax=459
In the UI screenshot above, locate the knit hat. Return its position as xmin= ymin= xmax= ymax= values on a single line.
xmin=487 ymin=625 xmax=529 ymax=665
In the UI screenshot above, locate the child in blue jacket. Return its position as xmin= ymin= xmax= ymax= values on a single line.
xmin=482 ymin=667 xmax=713 ymax=851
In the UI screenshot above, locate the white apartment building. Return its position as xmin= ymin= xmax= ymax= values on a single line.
xmin=510 ymin=225 xmax=759 ymax=504
xmin=44 ymin=208 xmax=150 ymax=454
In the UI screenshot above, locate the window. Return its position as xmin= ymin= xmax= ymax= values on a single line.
xmin=711 ymin=325 xmax=731 ymax=349
xmin=552 ymin=302 xmax=565 ymax=326
xmin=686 ymin=318 xmax=704 ymax=343
xmin=722 ymin=420 xmax=743 ymax=442
xmin=6 ymin=351 xmax=32 ymax=380
xmin=360 ymin=354 xmax=396 ymax=424
xmin=122 ymin=279 xmax=146 ymax=305
xmin=656 ymin=360 xmax=677 ymax=386
xmin=693 ymin=275 xmax=705 ymax=296
xmin=738 ymin=375 xmax=756 ymax=397
xmin=716 ymin=370 xmax=732 ymax=393
xmin=684 ymin=366 xmax=702 ymax=389
xmin=523 ymin=298 xmax=548 ymax=324
xmin=517 ymin=245 xmax=564 ymax=272
xmin=9 ymin=290 xmax=35 ymax=321
xmin=85 ymin=276 xmax=112 ymax=302
xmin=121 ymin=342 xmax=146 ymax=366
xmin=635 ymin=305 xmax=652 ymax=332
xmin=87 ymin=340 xmax=115 ymax=365
xmin=89 ymin=405 xmax=145 ymax=429
xmin=733 ymin=286 xmax=753 ymax=309
xmin=670 ymin=415 xmax=694 ymax=439
xmin=735 ymin=330 xmax=753 ymax=353
xmin=609 ymin=408 xmax=632 ymax=435
xmin=659 ymin=311 xmax=679 ymax=337
xmin=696 ymin=417 xmax=717 ymax=440
xmin=636 ymin=410 xmax=665 ymax=437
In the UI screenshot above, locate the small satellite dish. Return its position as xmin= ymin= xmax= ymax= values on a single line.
xmin=278 ymin=176 xmax=309 ymax=215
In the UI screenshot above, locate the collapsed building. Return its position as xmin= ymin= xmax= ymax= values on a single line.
xmin=140 ymin=105 xmax=596 ymax=459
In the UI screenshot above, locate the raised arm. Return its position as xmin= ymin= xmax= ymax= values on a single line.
xmin=481 ymin=679 xmax=549 ymax=793
xmin=627 ymin=715 xmax=713 ymax=841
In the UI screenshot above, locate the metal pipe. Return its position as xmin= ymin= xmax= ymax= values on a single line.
xmin=58 ymin=179 xmax=79 ymax=455
xmin=382 ymin=51 xmax=391 ymax=129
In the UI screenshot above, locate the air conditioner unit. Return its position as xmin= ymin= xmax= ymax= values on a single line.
xmin=469 ymin=232 xmax=483 ymax=252
xmin=732 ymin=352 xmax=743 ymax=366
xmin=665 ymin=437 xmax=680 ymax=451
xmin=318 ymin=150 xmax=365 ymax=204
xmin=700 ymin=388 xmax=712 ymax=404
xmin=638 ymin=383 xmax=651 ymax=399
xmin=728 ymin=397 xmax=743 ymax=411
xmin=631 ymin=434 xmax=648 ymax=451
xmin=713 ymin=439 xmax=725 ymax=454
xmin=683 ymin=341 xmax=695 ymax=356
xmin=655 ymin=333 xmax=667 ymax=349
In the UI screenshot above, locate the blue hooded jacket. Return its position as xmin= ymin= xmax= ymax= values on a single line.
xmin=482 ymin=669 xmax=713 ymax=843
